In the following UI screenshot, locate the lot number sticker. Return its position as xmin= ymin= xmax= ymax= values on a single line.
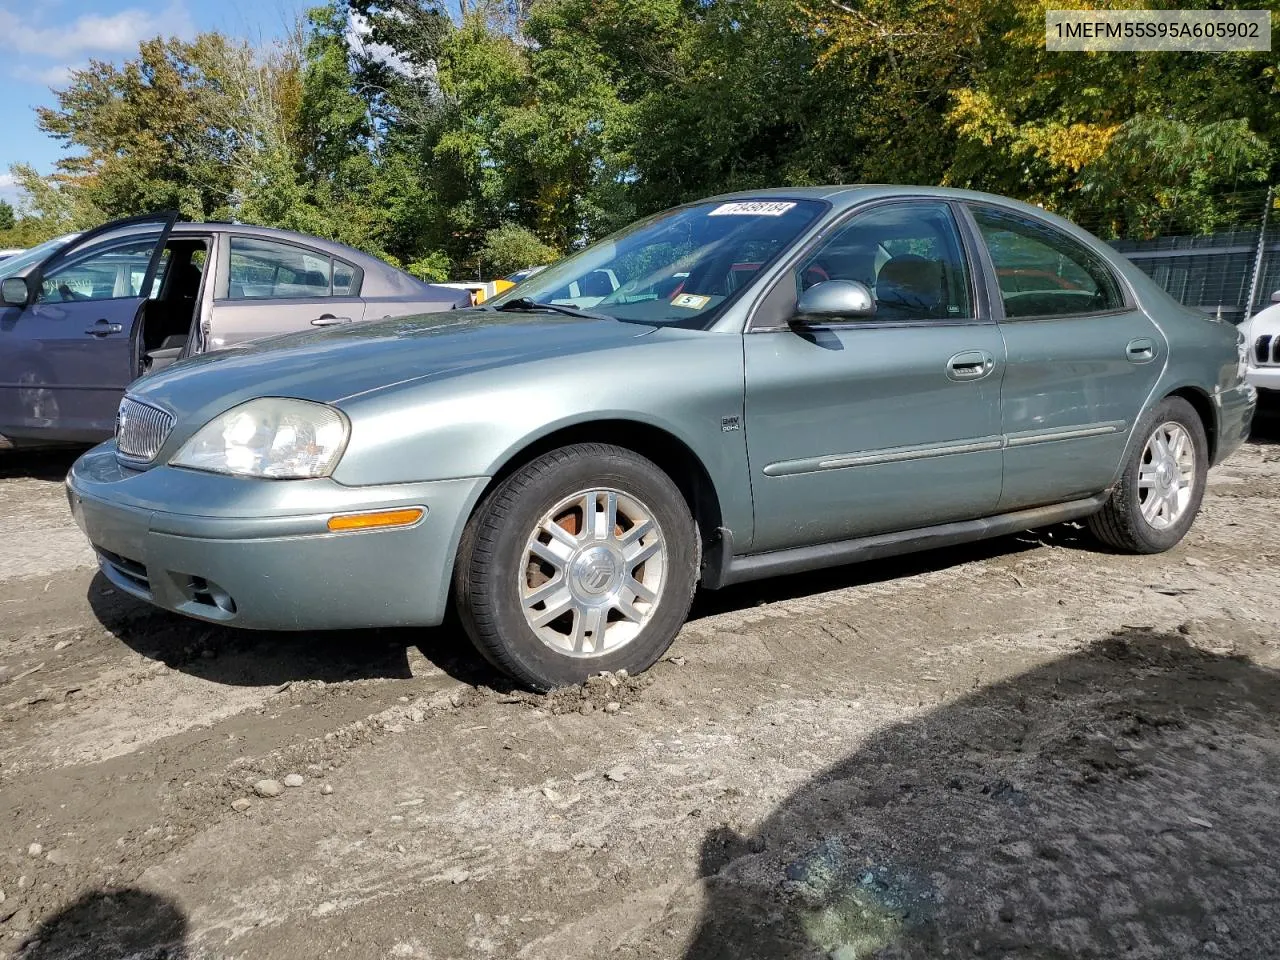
xmin=708 ymin=201 xmax=797 ymax=217
xmin=671 ymin=293 xmax=712 ymax=309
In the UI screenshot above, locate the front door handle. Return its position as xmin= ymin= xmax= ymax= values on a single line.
xmin=84 ymin=320 xmax=123 ymax=336
xmin=311 ymin=314 xmax=352 ymax=327
xmin=1126 ymin=338 xmax=1155 ymax=363
xmin=947 ymin=350 xmax=996 ymax=382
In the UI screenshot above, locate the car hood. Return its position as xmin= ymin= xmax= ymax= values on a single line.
xmin=131 ymin=310 xmax=657 ymax=420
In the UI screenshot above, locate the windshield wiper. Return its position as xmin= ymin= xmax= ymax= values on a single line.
xmin=492 ymin=297 xmax=612 ymax=321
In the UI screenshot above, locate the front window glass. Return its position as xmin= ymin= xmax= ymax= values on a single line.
xmin=228 ymin=237 xmax=333 ymax=300
xmin=486 ymin=199 xmax=826 ymax=326
xmin=796 ymin=201 xmax=973 ymax=322
xmin=970 ymin=205 xmax=1123 ymax=319
xmin=38 ymin=235 xmax=164 ymax=303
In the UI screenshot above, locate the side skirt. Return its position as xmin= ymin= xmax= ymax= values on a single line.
xmin=706 ymin=493 xmax=1110 ymax=589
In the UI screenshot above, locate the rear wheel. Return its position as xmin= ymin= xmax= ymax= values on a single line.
xmin=1088 ymin=396 xmax=1208 ymax=553
xmin=453 ymin=443 xmax=697 ymax=690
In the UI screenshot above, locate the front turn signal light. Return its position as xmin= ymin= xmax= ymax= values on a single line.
xmin=327 ymin=508 xmax=425 ymax=533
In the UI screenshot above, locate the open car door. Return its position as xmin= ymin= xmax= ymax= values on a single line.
xmin=0 ymin=212 xmax=177 ymax=443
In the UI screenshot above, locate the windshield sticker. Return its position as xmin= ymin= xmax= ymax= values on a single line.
xmin=671 ymin=293 xmax=711 ymax=310
xmin=708 ymin=201 xmax=797 ymax=217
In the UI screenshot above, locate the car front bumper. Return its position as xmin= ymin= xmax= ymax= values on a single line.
xmin=67 ymin=442 xmax=488 ymax=631
xmin=1246 ymin=365 xmax=1280 ymax=394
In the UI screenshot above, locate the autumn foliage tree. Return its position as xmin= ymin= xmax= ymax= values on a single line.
xmin=6 ymin=0 xmax=1278 ymax=266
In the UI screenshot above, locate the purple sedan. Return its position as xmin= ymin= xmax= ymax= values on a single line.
xmin=0 ymin=214 xmax=468 ymax=447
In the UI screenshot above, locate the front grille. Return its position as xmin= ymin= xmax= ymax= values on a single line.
xmin=1256 ymin=335 xmax=1278 ymax=366
xmin=116 ymin=397 xmax=174 ymax=462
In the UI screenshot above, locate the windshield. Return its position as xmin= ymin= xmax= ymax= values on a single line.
xmin=486 ymin=199 xmax=826 ymax=326
xmin=0 ymin=234 xmax=79 ymax=281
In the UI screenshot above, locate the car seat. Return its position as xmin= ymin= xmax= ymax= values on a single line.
xmin=875 ymin=254 xmax=944 ymax=318
xmin=578 ymin=271 xmax=615 ymax=298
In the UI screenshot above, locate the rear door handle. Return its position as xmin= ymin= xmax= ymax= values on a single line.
xmin=84 ymin=320 xmax=123 ymax=336
xmin=1126 ymin=338 xmax=1155 ymax=363
xmin=311 ymin=314 xmax=352 ymax=327
xmin=947 ymin=350 xmax=996 ymax=382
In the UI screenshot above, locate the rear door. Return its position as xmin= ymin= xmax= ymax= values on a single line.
xmin=204 ymin=235 xmax=365 ymax=349
xmin=0 ymin=213 xmax=176 ymax=442
xmin=963 ymin=203 xmax=1167 ymax=510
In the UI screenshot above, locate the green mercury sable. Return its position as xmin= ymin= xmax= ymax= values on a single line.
xmin=66 ymin=186 xmax=1256 ymax=690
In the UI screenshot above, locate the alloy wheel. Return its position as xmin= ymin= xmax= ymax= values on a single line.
xmin=519 ymin=488 xmax=667 ymax=657
xmin=1138 ymin=421 xmax=1196 ymax=531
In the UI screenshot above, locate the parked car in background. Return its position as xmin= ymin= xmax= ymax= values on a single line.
xmin=0 ymin=214 xmax=469 ymax=447
xmin=0 ymin=234 xmax=80 ymax=276
xmin=67 ymin=186 xmax=1254 ymax=690
xmin=504 ymin=265 xmax=549 ymax=285
xmin=434 ymin=267 xmax=557 ymax=306
xmin=0 ymin=248 xmax=25 ymax=261
xmin=1243 ymin=290 xmax=1280 ymax=400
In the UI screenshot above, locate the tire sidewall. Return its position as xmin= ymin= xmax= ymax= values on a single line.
xmin=1119 ymin=397 xmax=1208 ymax=552
xmin=469 ymin=447 xmax=697 ymax=689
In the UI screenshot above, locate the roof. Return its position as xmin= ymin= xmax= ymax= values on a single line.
xmin=171 ymin=222 xmax=447 ymax=300
xmin=706 ymin=184 xmax=1057 ymax=217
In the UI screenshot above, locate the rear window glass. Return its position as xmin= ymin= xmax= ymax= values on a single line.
xmin=970 ymin=206 xmax=1123 ymax=319
xmin=228 ymin=237 xmax=338 ymax=300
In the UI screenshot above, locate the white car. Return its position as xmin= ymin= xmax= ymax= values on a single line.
xmin=1244 ymin=290 xmax=1280 ymax=396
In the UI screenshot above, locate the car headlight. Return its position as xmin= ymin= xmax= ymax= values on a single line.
xmin=170 ymin=398 xmax=349 ymax=478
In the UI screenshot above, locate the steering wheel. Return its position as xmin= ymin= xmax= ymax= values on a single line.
xmin=800 ymin=264 xmax=830 ymax=290
xmin=57 ymin=282 xmax=90 ymax=302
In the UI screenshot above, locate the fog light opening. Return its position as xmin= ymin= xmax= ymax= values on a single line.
xmin=188 ymin=576 xmax=237 ymax=614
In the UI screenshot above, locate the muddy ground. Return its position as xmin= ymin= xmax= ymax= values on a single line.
xmin=3 ymin=414 xmax=1280 ymax=959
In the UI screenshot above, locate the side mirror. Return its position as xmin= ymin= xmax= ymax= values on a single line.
xmin=1270 ymin=290 xmax=1280 ymax=304
xmin=0 ymin=276 xmax=29 ymax=307
xmin=794 ymin=280 xmax=875 ymax=322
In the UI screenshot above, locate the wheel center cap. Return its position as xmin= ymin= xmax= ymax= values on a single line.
xmin=1157 ymin=459 xmax=1175 ymax=489
xmin=571 ymin=546 xmax=620 ymax=596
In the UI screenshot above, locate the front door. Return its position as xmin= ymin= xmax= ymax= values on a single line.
xmin=743 ymin=200 xmax=1007 ymax=553
xmin=963 ymin=203 xmax=1168 ymax=511
xmin=0 ymin=213 xmax=176 ymax=442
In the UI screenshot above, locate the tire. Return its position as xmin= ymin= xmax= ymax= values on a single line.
xmin=1087 ymin=396 xmax=1208 ymax=554
xmin=453 ymin=443 xmax=698 ymax=691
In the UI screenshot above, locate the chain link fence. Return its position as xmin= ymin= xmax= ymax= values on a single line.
xmin=1064 ymin=187 xmax=1279 ymax=324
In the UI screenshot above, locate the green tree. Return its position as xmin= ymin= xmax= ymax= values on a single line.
xmin=0 ymin=200 xmax=14 ymax=233
xmin=479 ymin=222 xmax=559 ymax=276
xmin=36 ymin=34 xmax=249 ymax=221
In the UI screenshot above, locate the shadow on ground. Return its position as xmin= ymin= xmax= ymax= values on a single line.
xmin=683 ymin=628 xmax=1280 ymax=959
xmin=0 ymin=446 xmax=86 ymax=482
xmin=86 ymin=570 xmax=507 ymax=689
xmin=86 ymin=522 xmax=1072 ymax=691
xmin=17 ymin=887 xmax=187 ymax=959
xmin=1250 ymin=399 xmax=1280 ymax=444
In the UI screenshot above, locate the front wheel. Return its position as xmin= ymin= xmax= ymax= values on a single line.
xmin=453 ymin=443 xmax=698 ymax=690
xmin=1088 ymin=396 xmax=1208 ymax=553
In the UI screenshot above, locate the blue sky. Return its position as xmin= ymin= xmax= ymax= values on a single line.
xmin=0 ymin=0 xmax=304 ymax=206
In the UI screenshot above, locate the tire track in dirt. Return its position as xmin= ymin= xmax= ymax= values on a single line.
xmin=1 ymin=439 xmax=1278 ymax=957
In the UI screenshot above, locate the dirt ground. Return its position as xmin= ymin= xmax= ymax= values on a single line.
xmin=3 ymin=413 xmax=1280 ymax=960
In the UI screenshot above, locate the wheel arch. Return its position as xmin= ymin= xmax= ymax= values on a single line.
xmin=1164 ymin=385 xmax=1218 ymax=464
xmin=473 ymin=418 xmax=726 ymax=551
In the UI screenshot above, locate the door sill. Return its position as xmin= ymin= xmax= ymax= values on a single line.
xmin=709 ymin=493 xmax=1109 ymax=588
